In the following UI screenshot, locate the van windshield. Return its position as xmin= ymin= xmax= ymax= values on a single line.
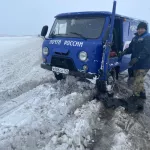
xmin=49 ymin=17 xmax=105 ymax=39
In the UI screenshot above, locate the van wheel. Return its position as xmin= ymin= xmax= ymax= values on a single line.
xmin=54 ymin=73 xmax=64 ymax=80
xmin=107 ymin=68 xmax=117 ymax=96
xmin=96 ymin=80 xmax=107 ymax=93
xmin=96 ymin=68 xmax=117 ymax=96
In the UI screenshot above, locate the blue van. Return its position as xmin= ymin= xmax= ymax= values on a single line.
xmin=40 ymin=1 xmax=148 ymax=93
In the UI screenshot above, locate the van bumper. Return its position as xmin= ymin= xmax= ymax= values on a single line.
xmin=41 ymin=63 xmax=96 ymax=79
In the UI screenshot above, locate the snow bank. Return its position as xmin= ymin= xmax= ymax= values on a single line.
xmin=110 ymin=108 xmax=132 ymax=150
xmin=43 ymin=100 xmax=101 ymax=150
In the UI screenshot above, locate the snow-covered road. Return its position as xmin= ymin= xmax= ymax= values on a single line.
xmin=0 ymin=36 xmax=150 ymax=150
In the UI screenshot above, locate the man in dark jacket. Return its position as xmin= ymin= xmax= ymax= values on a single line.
xmin=121 ymin=22 xmax=150 ymax=100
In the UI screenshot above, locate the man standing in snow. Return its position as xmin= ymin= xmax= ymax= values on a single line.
xmin=120 ymin=22 xmax=150 ymax=101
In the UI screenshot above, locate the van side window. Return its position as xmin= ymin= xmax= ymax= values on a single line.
xmin=123 ymin=21 xmax=130 ymax=41
xmin=54 ymin=20 xmax=67 ymax=34
xmin=103 ymin=26 xmax=118 ymax=58
xmin=103 ymin=19 xmax=122 ymax=58
xmin=128 ymin=22 xmax=130 ymax=36
xmin=129 ymin=22 xmax=138 ymax=37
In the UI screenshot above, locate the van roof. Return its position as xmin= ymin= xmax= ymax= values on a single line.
xmin=55 ymin=11 xmax=147 ymax=23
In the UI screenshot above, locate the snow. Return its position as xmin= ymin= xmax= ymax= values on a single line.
xmin=0 ymin=36 xmax=100 ymax=150
xmin=0 ymin=36 xmax=33 ymax=56
xmin=0 ymin=36 xmax=52 ymax=103
xmin=86 ymin=76 xmax=98 ymax=84
xmin=0 ymin=36 xmax=150 ymax=150
xmin=43 ymin=100 xmax=101 ymax=150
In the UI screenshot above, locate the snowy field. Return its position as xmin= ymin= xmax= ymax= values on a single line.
xmin=0 ymin=36 xmax=150 ymax=150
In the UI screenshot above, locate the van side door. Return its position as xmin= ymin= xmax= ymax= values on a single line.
xmin=119 ymin=21 xmax=131 ymax=71
xmin=120 ymin=20 xmax=139 ymax=72
xmin=100 ymin=0 xmax=117 ymax=80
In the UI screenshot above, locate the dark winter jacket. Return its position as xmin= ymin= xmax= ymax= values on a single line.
xmin=125 ymin=31 xmax=150 ymax=69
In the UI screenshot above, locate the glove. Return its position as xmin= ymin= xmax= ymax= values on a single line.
xmin=118 ymin=51 xmax=126 ymax=57
xmin=129 ymin=58 xmax=139 ymax=66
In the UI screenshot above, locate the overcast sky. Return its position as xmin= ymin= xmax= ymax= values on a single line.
xmin=0 ymin=0 xmax=150 ymax=35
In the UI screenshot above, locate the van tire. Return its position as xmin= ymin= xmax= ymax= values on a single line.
xmin=115 ymin=66 xmax=120 ymax=80
xmin=96 ymin=80 xmax=107 ymax=93
xmin=96 ymin=68 xmax=117 ymax=95
xmin=107 ymin=68 xmax=117 ymax=95
xmin=54 ymin=73 xmax=64 ymax=80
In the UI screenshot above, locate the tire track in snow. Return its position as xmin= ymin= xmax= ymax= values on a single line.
xmin=0 ymin=69 xmax=55 ymax=103
xmin=0 ymin=77 xmax=97 ymax=150
xmin=0 ymin=84 xmax=53 ymax=118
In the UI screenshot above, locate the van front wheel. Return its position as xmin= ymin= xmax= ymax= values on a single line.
xmin=107 ymin=68 xmax=117 ymax=96
xmin=54 ymin=73 xmax=64 ymax=80
xmin=96 ymin=80 xmax=107 ymax=93
xmin=96 ymin=68 xmax=117 ymax=96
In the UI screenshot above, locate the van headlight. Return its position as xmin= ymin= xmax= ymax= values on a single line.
xmin=42 ymin=47 xmax=49 ymax=56
xmin=79 ymin=51 xmax=87 ymax=61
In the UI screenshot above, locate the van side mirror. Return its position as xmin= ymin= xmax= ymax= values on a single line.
xmin=41 ymin=25 xmax=48 ymax=37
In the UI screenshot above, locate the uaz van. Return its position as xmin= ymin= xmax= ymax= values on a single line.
xmin=40 ymin=1 xmax=148 ymax=93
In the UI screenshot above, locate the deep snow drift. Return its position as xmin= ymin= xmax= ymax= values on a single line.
xmin=0 ymin=36 xmax=150 ymax=150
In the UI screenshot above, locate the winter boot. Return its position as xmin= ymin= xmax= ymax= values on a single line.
xmin=140 ymin=92 xmax=146 ymax=99
xmin=126 ymin=95 xmax=144 ymax=113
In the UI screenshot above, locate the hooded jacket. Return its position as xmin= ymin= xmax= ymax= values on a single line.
xmin=125 ymin=31 xmax=150 ymax=69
